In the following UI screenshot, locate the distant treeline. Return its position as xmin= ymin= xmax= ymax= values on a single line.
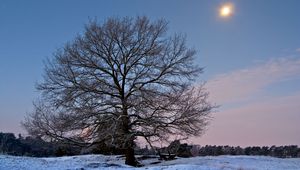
xmin=136 ymin=140 xmax=300 ymax=158
xmin=0 ymin=132 xmax=81 ymax=157
xmin=0 ymin=132 xmax=125 ymax=157
xmin=1 ymin=132 xmax=299 ymax=158
xmin=193 ymin=145 xmax=300 ymax=158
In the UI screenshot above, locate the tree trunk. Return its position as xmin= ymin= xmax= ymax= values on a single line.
xmin=125 ymin=146 xmax=138 ymax=166
xmin=121 ymin=106 xmax=139 ymax=166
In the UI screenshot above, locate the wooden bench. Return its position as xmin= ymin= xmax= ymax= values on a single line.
xmin=159 ymin=153 xmax=176 ymax=160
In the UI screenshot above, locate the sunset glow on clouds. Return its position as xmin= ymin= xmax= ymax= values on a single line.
xmin=195 ymin=53 xmax=300 ymax=146
xmin=207 ymin=56 xmax=300 ymax=105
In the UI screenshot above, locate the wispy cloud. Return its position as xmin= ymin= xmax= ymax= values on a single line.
xmin=206 ymin=56 xmax=300 ymax=105
xmin=196 ymin=92 xmax=300 ymax=146
xmin=194 ymin=54 xmax=300 ymax=146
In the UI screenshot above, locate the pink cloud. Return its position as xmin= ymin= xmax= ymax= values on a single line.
xmin=190 ymin=56 xmax=300 ymax=146
xmin=193 ymin=92 xmax=300 ymax=146
xmin=206 ymin=57 xmax=300 ymax=105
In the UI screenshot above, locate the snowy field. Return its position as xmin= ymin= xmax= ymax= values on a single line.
xmin=0 ymin=154 xmax=300 ymax=170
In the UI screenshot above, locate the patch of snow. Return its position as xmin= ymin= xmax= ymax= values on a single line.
xmin=0 ymin=154 xmax=299 ymax=170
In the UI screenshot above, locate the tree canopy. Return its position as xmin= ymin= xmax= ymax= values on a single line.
xmin=23 ymin=16 xmax=214 ymax=166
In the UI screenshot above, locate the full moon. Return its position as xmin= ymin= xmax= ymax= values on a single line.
xmin=220 ymin=4 xmax=233 ymax=17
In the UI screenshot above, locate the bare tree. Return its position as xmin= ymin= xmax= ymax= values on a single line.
xmin=23 ymin=16 xmax=214 ymax=166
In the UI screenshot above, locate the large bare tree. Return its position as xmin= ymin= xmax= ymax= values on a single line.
xmin=23 ymin=16 xmax=214 ymax=166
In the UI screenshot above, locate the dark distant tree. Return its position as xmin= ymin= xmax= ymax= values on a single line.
xmin=204 ymin=145 xmax=214 ymax=155
xmin=216 ymin=146 xmax=224 ymax=155
xmin=234 ymin=146 xmax=244 ymax=155
xmin=22 ymin=16 xmax=214 ymax=166
xmin=177 ymin=143 xmax=193 ymax=157
xmin=274 ymin=146 xmax=284 ymax=157
xmin=0 ymin=133 xmax=26 ymax=155
xmin=167 ymin=140 xmax=181 ymax=155
xmin=190 ymin=145 xmax=200 ymax=156
xmin=244 ymin=146 xmax=251 ymax=155
xmin=269 ymin=145 xmax=276 ymax=157
xmin=283 ymin=145 xmax=298 ymax=158
xmin=0 ymin=133 xmax=16 ymax=154
xmin=260 ymin=146 xmax=269 ymax=156
xmin=222 ymin=145 xmax=231 ymax=155
xmin=21 ymin=136 xmax=51 ymax=157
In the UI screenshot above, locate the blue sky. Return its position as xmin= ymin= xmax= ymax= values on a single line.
xmin=1 ymin=0 xmax=300 ymax=146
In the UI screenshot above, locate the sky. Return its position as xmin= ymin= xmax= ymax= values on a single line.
xmin=0 ymin=0 xmax=300 ymax=147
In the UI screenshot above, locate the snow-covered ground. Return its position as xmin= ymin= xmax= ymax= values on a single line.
xmin=0 ymin=154 xmax=299 ymax=170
